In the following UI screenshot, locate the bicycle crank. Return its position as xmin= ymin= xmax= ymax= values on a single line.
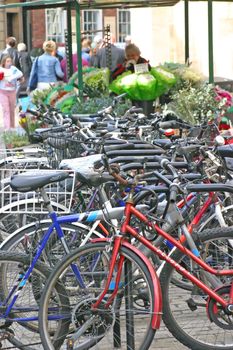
xmin=71 ymin=297 xmax=115 ymax=341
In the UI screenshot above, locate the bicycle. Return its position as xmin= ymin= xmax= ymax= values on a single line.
xmin=38 ymin=158 xmax=233 ymax=350
xmin=0 ymin=168 xmax=149 ymax=349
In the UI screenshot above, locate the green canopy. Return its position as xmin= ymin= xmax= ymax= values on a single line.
xmin=0 ymin=0 xmax=179 ymax=10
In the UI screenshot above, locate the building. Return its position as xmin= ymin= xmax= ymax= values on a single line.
xmin=1 ymin=2 xmax=233 ymax=79
xmin=0 ymin=0 xmax=24 ymax=47
xmin=30 ymin=7 xmax=131 ymax=47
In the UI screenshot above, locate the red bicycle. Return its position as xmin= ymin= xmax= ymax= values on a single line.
xmin=39 ymin=158 xmax=233 ymax=350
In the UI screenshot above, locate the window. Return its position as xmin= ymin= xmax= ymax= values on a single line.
xmin=46 ymin=9 xmax=66 ymax=43
xmin=118 ymin=9 xmax=131 ymax=43
xmin=82 ymin=10 xmax=102 ymax=40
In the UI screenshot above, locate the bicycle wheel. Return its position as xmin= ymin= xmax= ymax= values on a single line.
xmin=0 ymin=251 xmax=54 ymax=349
xmin=39 ymin=242 xmax=156 ymax=350
xmin=199 ymin=204 xmax=233 ymax=231
xmin=0 ymin=221 xmax=104 ymax=263
xmin=160 ymin=226 xmax=233 ymax=350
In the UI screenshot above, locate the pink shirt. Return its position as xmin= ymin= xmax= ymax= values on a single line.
xmin=61 ymin=54 xmax=89 ymax=82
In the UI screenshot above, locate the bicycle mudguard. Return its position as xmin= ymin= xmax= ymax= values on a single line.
xmin=90 ymin=237 xmax=162 ymax=329
xmin=122 ymin=241 xmax=162 ymax=329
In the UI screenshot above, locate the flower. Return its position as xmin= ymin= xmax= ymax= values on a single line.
xmin=167 ymin=83 xmax=231 ymax=124
xmin=0 ymin=71 xmax=4 ymax=80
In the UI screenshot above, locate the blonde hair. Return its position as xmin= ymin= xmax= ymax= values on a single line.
xmin=17 ymin=43 xmax=27 ymax=52
xmin=125 ymin=44 xmax=141 ymax=57
xmin=43 ymin=40 xmax=56 ymax=54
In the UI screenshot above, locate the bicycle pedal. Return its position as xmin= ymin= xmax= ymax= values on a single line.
xmin=186 ymin=298 xmax=198 ymax=311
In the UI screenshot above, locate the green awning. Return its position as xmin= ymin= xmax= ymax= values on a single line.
xmin=78 ymin=0 xmax=180 ymax=8
xmin=0 ymin=0 xmax=179 ymax=10
xmin=0 ymin=0 xmax=232 ymax=11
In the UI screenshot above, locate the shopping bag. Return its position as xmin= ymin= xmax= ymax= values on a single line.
xmin=29 ymin=57 xmax=39 ymax=91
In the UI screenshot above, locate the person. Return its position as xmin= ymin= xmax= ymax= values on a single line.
xmin=124 ymin=43 xmax=151 ymax=72
xmin=95 ymin=33 xmax=125 ymax=73
xmin=81 ymin=37 xmax=91 ymax=64
xmin=125 ymin=35 xmax=132 ymax=46
xmin=0 ymin=37 xmax=20 ymax=69
xmin=60 ymin=53 xmax=89 ymax=83
xmin=112 ymin=43 xmax=151 ymax=80
xmin=28 ymin=40 xmax=64 ymax=91
xmin=89 ymin=36 xmax=103 ymax=68
xmin=0 ymin=55 xmax=23 ymax=128
xmin=17 ymin=43 xmax=32 ymax=96
xmin=51 ymin=42 xmax=63 ymax=62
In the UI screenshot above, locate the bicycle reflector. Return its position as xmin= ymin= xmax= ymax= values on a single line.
xmin=164 ymin=129 xmax=175 ymax=137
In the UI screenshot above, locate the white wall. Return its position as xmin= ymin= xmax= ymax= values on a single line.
xmin=130 ymin=2 xmax=233 ymax=79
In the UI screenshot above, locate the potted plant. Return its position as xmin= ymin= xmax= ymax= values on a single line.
xmin=3 ymin=130 xmax=30 ymax=149
xmin=165 ymin=83 xmax=231 ymax=125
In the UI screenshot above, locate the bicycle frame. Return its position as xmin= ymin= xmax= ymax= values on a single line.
xmin=0 ymin=186 xmax=227 ymax=325
xmin=0 ymin=204 xmax=129 ymax=322
xmin=92 ymin=195 xmax=233 ymax=330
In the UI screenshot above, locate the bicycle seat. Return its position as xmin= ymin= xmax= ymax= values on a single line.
xmin=153 ymin=139 xmax=172 ymax=148
xmin=217 ymin=145 xmax=233 ymax=158
xmin=76 ymin=171 xmax=115 ymax=187
xmin=59 ymin=154 xmax=114 ymax=186
xmin=10 ymin=171 xmax=69 ymax=192
xmin=60 ymin=154 xmax=102 ymax=172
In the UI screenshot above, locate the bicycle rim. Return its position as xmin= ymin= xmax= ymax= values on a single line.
xmin=39 ymin=242 xmax=156 ymax=350
xmin=160 ymin=227 xmax=233 ymax=350
xmin=0 ymin=252 xmax=51 ymax=349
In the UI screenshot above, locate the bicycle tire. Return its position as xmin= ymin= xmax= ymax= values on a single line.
xmin=0 ymin=221 xmax=105 ymax=264
xmin=0 ymin=251 xmax=54 ymax=350
xmin=39 ymin=242 xmax=156 ymax=350
xmin=160 ymin=226 xmax=233 ymax=350
xmin=198 ymin=204 xmax=233 ymax=231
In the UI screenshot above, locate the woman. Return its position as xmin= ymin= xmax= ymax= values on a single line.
xmin=112 ymin=43 xmax=151 ymax=80
xmin=125 ymin=43 xmax=151 ymax=72
xmin=60 ymin=53 xmax=89 ymax=83
xmin=0 ymin=55 xmax=23 ymax=128
xmin=28 ymin=40 xmax=64 ymax=91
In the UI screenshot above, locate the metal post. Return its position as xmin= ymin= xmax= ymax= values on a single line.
xmin=66 ymin=1 xmax=73 ymax=78
xmin=22 ymin=8 xmax=28 ymax=49
xmin=105 ymin=25 xmax=111 ymax=70
xmin=124 ymin=259 xmax=135 ymax=350
xmin=75 ymin=0 xmax=83 ymax=99
xmin=208 ymin=0 xmax=214 ymax=83
xmin=184 ymin=0 xmax=189 ymax=65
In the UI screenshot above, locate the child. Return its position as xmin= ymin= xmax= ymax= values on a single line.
xmin=0 ymin=55 xmax=23 ymax=128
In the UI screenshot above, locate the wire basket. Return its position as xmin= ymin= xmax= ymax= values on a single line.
xmin=0 ymin=147 xmax=49 ymax=170
xmin=46 ymin=132 xmax=85 ymax=161
xmin=0 ymin=168 xmax=75 ymax=214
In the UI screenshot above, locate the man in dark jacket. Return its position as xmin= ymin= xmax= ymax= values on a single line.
xmin=0 ymin=37 xmax=20 ymax=69
xmin=17 ymin=43 xmax=32 ymax=96
xmin=95 ymin=34 xmax=125 ymax=74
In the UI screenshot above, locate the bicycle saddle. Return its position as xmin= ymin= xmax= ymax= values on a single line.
xmin=10 ymin=171 xmax=69 ymax=192
xmin=217 ymin=145 xmax=233 ymax=158
xmin=59 ymin=154 xmax=114 ymax=187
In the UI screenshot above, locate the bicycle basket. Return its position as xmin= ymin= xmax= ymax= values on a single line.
xmin=0 ymin=168 xmax=75 ymax=214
